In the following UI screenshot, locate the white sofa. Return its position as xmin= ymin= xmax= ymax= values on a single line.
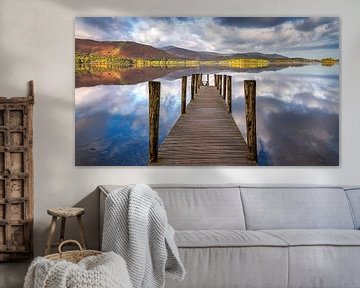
xmin=99 ymin=185 xmax=360 ymax=288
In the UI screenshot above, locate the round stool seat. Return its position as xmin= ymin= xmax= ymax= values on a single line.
xmin=47 ymin=207 xmax=85 ymax=218
xmin=45 ymin=207 xmax=87 ymax=255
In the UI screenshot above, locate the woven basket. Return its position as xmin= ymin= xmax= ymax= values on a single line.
xmin=45 ymin=240 xmax=102 ymax=263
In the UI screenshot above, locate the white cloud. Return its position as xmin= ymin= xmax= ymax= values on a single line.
xmin=75 ymin=17 xmax=339 ymax=58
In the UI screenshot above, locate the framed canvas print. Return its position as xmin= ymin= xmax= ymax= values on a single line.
xmin=75 ymin=17 xmax=339 ymax=166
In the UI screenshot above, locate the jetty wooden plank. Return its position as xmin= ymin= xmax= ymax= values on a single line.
xmin=151 ymin=85 xmax=256 ymax=166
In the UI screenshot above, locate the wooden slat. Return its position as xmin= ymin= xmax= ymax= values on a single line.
xmin=0 ymin=219 xmax=27 ymax=225
xmin=151 ymin=85 xmax=256 ymax=166
xmin=0 ymin=198 xmax=28 ymax=205
xmin=0 ymin=81 xmax=34 ymax=261
xmin=0 ymin=245 xmax=28 ymax=252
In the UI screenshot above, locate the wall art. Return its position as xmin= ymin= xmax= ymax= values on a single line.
xmin=75 ymin=17 xmax=339 ymax=166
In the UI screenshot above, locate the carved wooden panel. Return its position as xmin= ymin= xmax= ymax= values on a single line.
xmin=0 ymin=81 xmax=34 ymax=261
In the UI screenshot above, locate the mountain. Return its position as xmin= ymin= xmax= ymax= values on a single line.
xmin=76 ymin=39 xmax=311 ymax=62
xmin=162 ymin=45 xmax=223 ymax=60
xmin=162 ymin=46 xmax=289 ymax=61
xmin=75 ymin=39 xmax=179 ymax=60
xmin=216 ymin=52 xmax=289 ymax=60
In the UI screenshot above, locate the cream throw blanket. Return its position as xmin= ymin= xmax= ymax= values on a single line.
xmin=102 ymin=184 xmax=185 ymax=288
xmin=24 ymin=251 xmax=132 ymax=288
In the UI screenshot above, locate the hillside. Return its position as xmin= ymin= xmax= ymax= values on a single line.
xmin=75 ymin=39 xmax=179 ymax=60
xmin=75 ymin=39 xmax=322 ymax=65
xmin=215 ymin=52 xmax=289 ymax=60
xmin=162 ymin=46 xmax=223 ymax=60
xmin=162 ymin=46 xmax=289 ymax=61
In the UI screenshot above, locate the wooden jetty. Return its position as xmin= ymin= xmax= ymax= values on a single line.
xmin=148 ymin=74 xmax=257 ymax=166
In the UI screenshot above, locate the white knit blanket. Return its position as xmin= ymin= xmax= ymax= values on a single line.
xmin=24 ymin=251 xmax=133 ymax=288
xmin=102 ymin=184 xmax=185 ymax=288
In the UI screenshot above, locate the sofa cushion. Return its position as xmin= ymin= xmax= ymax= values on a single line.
xmin=287 ymin=246 xmax=360 ymax=288
xmin=175 ymin=230 xmax=287 ymax=248
xmin=241 ymin=187 xmax=355 ymax=230
xmin=345 ymin=188 xmax=360 ymax=229
xmin=154 ymin=186 xmax=246 ymax=230
xmin=100 ymin=185 xmax=246 ymax=230
xmin=262 ymin=229 xmax=360 ymax=246
xmin=165 ymin=246 xmax=288 ymax=288
xmin=261 ymin=230 xmax=360 ymax=288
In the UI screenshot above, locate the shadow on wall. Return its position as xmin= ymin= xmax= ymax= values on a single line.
xmin=36 ymin=188 xmax=100 ymax=256
xmin=0 ymin=39 xmax=32 ymax=95
xmin=55 ymin=0 xmax=198 ymax=13
xmin=32 ymin=91 xmax=78 ymax=256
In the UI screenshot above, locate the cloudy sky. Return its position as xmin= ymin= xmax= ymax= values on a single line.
xmin=75 ymin=17 xmax=339 ymax=59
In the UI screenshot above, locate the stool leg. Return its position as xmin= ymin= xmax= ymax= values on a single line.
xmin=45 ymin=216 xmax=57 ymax=255
xmin=60 ymin=217 xmax=66 ymax=243
xmin=77 ymin=215 xmax=87 ymax=249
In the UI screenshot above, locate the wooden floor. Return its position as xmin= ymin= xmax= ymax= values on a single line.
xmin=152 ymin=85 xmax=256 ymax=166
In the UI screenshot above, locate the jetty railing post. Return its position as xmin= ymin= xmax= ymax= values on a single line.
xmin=191 ymin=74 xmax=195 ymax=100
xmin=195 ymin=74 xmax=198 ymax=92
xmin=148 ymin=81 xmax=161 ymax=163
xmin=215 ymin=75 xmax=218 ymax=89
xmin=227 ymin=76 xmax=232 ymax=113
xmin=194 ymin=74 xmax=198 ymax=95
xmin=207 ymin=74 xmax=209 ymax=85
xmin=223 ymin=75 xmax=227 ymax=100
xmin=181 ymin=76 xmax=187 ymax=114
xmin=244 ymin=80 xmax=257 ymax=163
xmin=219 ymin=75 xmax=222 ymax=95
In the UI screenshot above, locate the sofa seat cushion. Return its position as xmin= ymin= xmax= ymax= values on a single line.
xmin=175 ymin=230 xmax=288 ymax=248
xmin=154 ymin=186 xmax=246 ymax=230
xmin=262 ymin=229 xmax=360 ymax=246
xmin=240 ymin=187 xmax=355 ymax=230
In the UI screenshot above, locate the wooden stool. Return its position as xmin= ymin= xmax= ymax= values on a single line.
xmin=45 ymin=207 xmax=87 ymax=255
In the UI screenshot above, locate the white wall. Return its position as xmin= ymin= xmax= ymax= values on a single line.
xmin=0 ymin=0 xmax=359 ymax=256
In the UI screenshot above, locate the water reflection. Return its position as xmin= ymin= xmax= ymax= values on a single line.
xmin=76 ymin=80 xmax=185 ymax=165
xmin=75 ymin=64 xmax=307 ymax=88
xmin=75 ymin=64 xmax=339 ymax=166
xmin=230 ymin=66 xmax=339 ymax=165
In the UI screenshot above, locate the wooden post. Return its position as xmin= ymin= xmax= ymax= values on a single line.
xmin=194 ymin=74 xmax=198 ymax=95
xmin=223 ymin=75 xmax=227 ymax=100
xmin=214 ymin=75 xmax=218 ymax=89
xmin=219 ymin=75 xmax=222 ymax=95
xmin=45 ymin=216 xmax=57 ymax=255
xmin=227 ymin=76 xmax=232 ymax=113
xmin=191 ymin=74 xmax=195 ymax=100
xmin=181 ymin=76 xmax=187 ymax=114
xmin=197 ymin=74 xmax=201 ymax=89
xmin=196 ymin=74 xmax=199 ymax=94
xmin=244 ymin=80 xmax=257 ymax=163
xmin=207 ymin=74 xmax=209 ymax=85
xmin=77 ymin=215 xmax=88 ymax=249
xmin=29 ymin=80 xmax=35 ymax=104
xmin=195 ymin=74 xmax=198 ymax=92
xmin=149 ymin=81 xmax=161 ymax=163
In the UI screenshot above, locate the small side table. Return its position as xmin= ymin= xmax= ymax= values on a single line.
xmin=45 ymin=207 xmax=88 ymax=255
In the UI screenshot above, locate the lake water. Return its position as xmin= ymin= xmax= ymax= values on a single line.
xmin=75 ymin=64 xmax=339 ymax=166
